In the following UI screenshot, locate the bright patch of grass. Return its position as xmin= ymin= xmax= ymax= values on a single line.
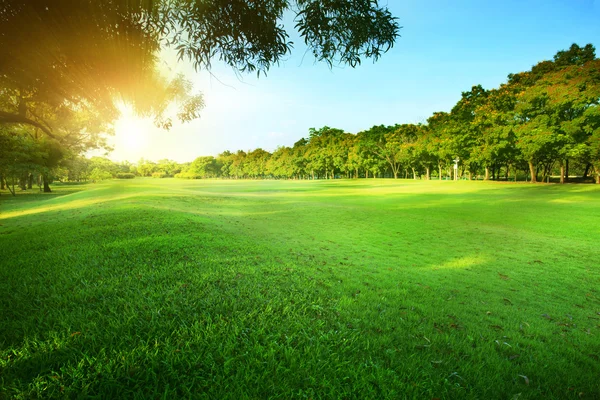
xmin=1 ymin=179 xmax=599 ymax=399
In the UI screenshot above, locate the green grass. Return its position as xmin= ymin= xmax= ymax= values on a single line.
xmin=1 ymin=179 xmax=599 ymax=399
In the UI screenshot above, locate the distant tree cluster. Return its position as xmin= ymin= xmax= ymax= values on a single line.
xmin=173 ymin=44 xmax=600 ymax=184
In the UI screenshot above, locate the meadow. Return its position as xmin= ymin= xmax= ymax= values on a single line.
xmin=1 ymin=179 xmax=599 ymax=399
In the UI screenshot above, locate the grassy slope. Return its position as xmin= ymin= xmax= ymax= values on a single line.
xmin=0 ymin=179 xmax=599 ymax=399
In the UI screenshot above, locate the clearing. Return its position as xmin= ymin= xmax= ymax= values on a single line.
xmin=1 ymin=179 xmax=599 ymax=399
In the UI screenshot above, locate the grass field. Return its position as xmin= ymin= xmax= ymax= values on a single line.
xmin=1 ymin=179 xmax=599 ymax=399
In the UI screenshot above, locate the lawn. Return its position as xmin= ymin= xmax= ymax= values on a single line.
xmin=1 ymin=179 xmax=599 ymax=399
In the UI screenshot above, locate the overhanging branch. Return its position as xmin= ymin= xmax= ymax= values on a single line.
xmin=0 ymin=111 xmax=57 ymax=139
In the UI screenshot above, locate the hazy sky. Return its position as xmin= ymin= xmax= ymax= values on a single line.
xmin=105 ymin=0 xmax=600 ymax=163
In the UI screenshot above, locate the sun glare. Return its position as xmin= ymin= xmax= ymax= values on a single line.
xmin=116 ymin=118 xmax=146 ymax=150
xmin=112 ymin=105 xmax=152 ymax=160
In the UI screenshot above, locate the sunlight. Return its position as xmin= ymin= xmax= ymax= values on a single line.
xmin=111 ymin=104 xmax=153 ymax=161
xmin=114 ymin=116 xmax=147 ymax=152
xmin=432 ymin=255 xmax=488 ymax=270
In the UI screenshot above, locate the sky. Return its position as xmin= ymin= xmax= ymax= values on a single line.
xmin=103 ymin=0 xmax=600 ymax=163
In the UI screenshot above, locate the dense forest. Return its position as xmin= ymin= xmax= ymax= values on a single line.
xmin=1 ymin=44 xmax=599 ymax=194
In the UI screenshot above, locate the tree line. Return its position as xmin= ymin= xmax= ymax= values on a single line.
xmin=194 ymin=43 xmax=597 ymax=184
xmin=1 ymin=43 xmax=599 ymax=195
xmin=152 ymin=43 xmax=600 ymax=184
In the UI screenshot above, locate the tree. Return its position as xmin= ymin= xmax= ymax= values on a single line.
xmin=425 ymin=112 xmax=454 ymax=180
xmin=1 ymin=0 xmax=399 ymax=136
xmin=356 ymin=125 xmax=392 ymax=177
xmin=62 ymin=156 xmax=91 ymax=182
xmin=444 ymin=85 xmax=489 ymax=179
xmin=471 ymin=87 xmax=518 ymax=180
xmin=244 ymin=149 xmax=271 ymax=179
xmin=89 ymin=168 xmax=113 ymax=182
xmin=230 ymin=151 xmax=248 ymax=179
xmin=413 ymin=126 xmax=439 ymax=180
xmin=156 ymin=159 xmax=182 ymax=177
xmin=358 ymin=124 xmax=422 ymax=179
xmin=344 ymin=135 xmax=362 ymax=178
xmin=291 ymin=138 xmax=309 ymax=179
xmin=0 ymin=127 xmax=46 ymax=195
xmin=304 ymin=127 xmax=347 ymax=179
xmin=2 ymin=1 xmax=399 ymax=188
xmin=179 ymin=156 xmax=220 ymax=179
xmin=217 ymin=151 xmax=234 ymax=178
xmin=136 ymin=159 xmax=158 ymax=177
xmin=267 ymin=146 xmax=295 ymax=179
xmin=514 ymin=60 xmax=599 ymax=183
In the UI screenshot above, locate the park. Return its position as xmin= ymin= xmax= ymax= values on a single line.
xmin=1 ymin=179 xmax=599 ymax=398
xmin=1 ymin=1 xmax=600 ymax=399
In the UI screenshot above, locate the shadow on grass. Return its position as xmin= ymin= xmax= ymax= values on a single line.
xmin=0 ymin=184 xmax=89 ymax=206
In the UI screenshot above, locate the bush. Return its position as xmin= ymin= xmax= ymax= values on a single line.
xmin=116 ymin=172 xmax=135 ymax=179
xmin=174 ymin=172 xmax=202 ymax=179
xmin=152 ymin=172 xmax=168 ymax=178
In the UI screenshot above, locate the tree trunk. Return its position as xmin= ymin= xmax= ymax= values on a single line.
xmin=28 ymin=173 xmax=33 ymax=189
xmin=541 ymin=162 xmax=552 ymax=183
xmin=19 ymin=174 xmax=26 ymax=190
xmin=393 ymin=170 xmax=398 ymax=179
xmin=528 ymin=161 xmax=537 ymax=183
xmin=560 ymin=163 xmax=565 ymax=184
xmin=0 ymin=175 xmax=4 ymax=190
xmin=426 ymin=167 xmax=430 ymax=180
xmin=43 ymin=174 xmax=51 ymax=192
xmin=484 ymin=167 xmax=489 ymax=180
xmin=565 ymin=159 xmax=569 ymax=183
xmin=583 ymin=163 xmax=591 ymax=179
xmin=365 ymin=170 xmax=369 ymax=179
xmin=412 ymin=167 xmax=417 ymax=180
xmin=355 ymin=168 xmax=358 ymax=179
xmin=439 ymin=165 xmax=443 ymax=180
xmin=4 ymin=177 xmax=16 ymax=196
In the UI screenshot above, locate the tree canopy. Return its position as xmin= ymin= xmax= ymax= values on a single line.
xmin=0 ymin=0 xmax=400 ymax=134
xmin=0 ymin=0 xmax=400 ymax=192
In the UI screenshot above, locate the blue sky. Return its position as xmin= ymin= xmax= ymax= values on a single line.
xmin=107 ymin=0 xmax=600 ymax=162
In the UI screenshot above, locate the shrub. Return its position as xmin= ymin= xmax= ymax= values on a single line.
xmin=152 ymin=172 xmax=168 ymax=178
xmin=175 ymin=172 xmax=202 ymax=179
xmin=116 ymin=172 xmax=135 ymax=179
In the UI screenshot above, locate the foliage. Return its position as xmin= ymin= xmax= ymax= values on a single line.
xmin=9 ymin=43 xmax=599 ymax=188
xmin=1 ymin=0 xmax=399 ymax=190
xmin=116 ymin=172 xmax=136 ymax=179
xmin=177 ymin=156 xmax=221 ymax=179
xmin=0 ymin=0 xmax=399 ymax=136
xmin=89 ymin=168 xmax=113 ymax=181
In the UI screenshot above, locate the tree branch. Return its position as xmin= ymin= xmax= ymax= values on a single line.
xmin=0 ymin=111 xmax=57 ymax=139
